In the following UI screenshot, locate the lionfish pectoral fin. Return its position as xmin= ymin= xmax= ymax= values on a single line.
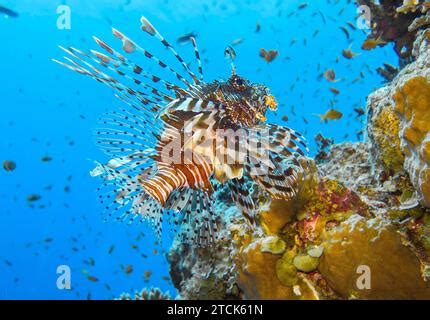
xmin=165 ymin=189 xmax=219 ymax=247
xmin=92 ymin=161 xmax=166 ymax=240
xmin=228 ymin=178 xmax=257 ymax=225
xmin=245 ymin=124 xmax=309 ymax=201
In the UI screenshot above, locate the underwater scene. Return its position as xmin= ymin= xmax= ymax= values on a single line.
xmin=1 ymin=0 xmax=430 ymax=301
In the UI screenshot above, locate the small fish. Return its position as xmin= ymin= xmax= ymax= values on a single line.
xmin=87 ymin=275 xmax=99 ymax=282
xmin=4 ymin=259 xmax=13 ymax=267
xmin=318 ymin=10 xmax=327 ymax=24
xmin=124 ymin=264 xmax=133 ymax=275
xmin=259 ymin=48 xmax=279 ymax=63
xmin=224 ymin=45 xmax=236 ymax=61
xmin=342 ymin=45 xmax=361 ymax=59
xmin=108 ymin=245 xmax=115 ymax=254
xmin=0 ymin=5 xmax=18 ymax=18
xmin=3 ymin=160 xmax=16 ymax=172
xmin=329 ymin=88 xmax=340 ymax=95
xmin=27 ymin=194 xmax=41 ymax=202
xmin=255 ymin=22 xmax=261 ymax=33
xmin=346 ymin=21 xmax=357 ymax=30
xmin=323 ymin=69 xmax=340 ymax=83
xmin=362 ymin=36 xmax=387 ymax=50
xmin=339 ymin=26 xmax=350 ymax=40
xmin=231 ymin=38 xmax=244 ymax=46
xmin=354 ymin=107 xmax=365 ymax=117
xmin=314 ymin=109 xmax=343 ymax=123
xmin=282 ymin=115 xmax=289 ymax=122
xmin=144 ymin=270 xmax=152 ymax=281
xmin=41 ymin=155 xmax=53 ymax=162
xmin=177 ymin=32 xmax=197 ymax=45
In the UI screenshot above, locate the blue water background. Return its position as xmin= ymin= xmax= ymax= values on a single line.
xmin=0 ymin=0 xmax=397 ymax=299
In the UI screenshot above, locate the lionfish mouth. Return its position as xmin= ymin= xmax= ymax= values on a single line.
xmin=55 ymin=16 xmax=309 ymax=247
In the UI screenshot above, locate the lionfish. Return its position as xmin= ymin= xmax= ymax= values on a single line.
xmin=54 ymin=17 xmax=308 ymax=246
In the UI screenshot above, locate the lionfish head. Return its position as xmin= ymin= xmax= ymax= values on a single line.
xmin=208 ymin=73 xmax=278 ymax=127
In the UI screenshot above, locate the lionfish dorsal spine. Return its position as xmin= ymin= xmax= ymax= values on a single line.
xmin=190 ymin=37 xmax=204 ymax=81
xmin=140 ymin=16 xmax=201 ymax=85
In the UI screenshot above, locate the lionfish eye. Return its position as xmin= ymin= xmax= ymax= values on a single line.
xmin=230 ymin=75 xmax=245 ymax=89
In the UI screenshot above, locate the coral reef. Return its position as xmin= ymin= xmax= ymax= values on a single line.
xmin=168 ymin=205 xmax=242 ymax=300
xmin=319 ymin=215 xmax=430 ymax=299
xmin=367 ymin=28 xmax=430 ymax=208
xmin=394 ymin=76 xmax=430 ymax=207
xmin=117 ymin=287 xmax=171 ymax=300
xmin=356 ymin=0 xmax=429 ymax=61
xmin=165 ymin=25 xmax=430 ymax=300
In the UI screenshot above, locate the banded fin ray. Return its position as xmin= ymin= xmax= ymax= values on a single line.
xmin=164 ymin=188 xmax=219 ymax=246
xmin=92 ymin=34 xmax=194 ymax=98
xmin=95 ymin=163 xmax=165 ymax=238
xmin=245 ymin=124 xmax=309 ymax=200
xmin=54 ymin=47 xmax=168 ymax=116
xmin=111 ymin=27 xmax=200 ymax=93
xmin=190 ymin=37 xmax=204 ymax=81
xmin=140 ymin=16 xmax=201 ymax=85
xmin=228 ymin=178 xmax=257 ymax=224
xmin=58 ymin=45 xmax=176 ymax=110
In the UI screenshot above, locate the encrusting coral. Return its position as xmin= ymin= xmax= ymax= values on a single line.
xmin=394 ymin=76 xmax=430 ymax=207
xmin=356 ymin=0 xmax=430 ymax=61
xmin=367 ymin=27 xmax=430 ymax=209
xmin=164 ymin=14 xmax=430 ymax=302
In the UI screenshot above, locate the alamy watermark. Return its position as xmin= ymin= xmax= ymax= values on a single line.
xmin=356 ymin=5 xmax=372 ymax=30
xmin=356 ymin=265 xmax=371 ymax=290
xmin=56 ymin=5 xmax=71 ymax=30
xmin=56 ymin=265 xmax=71 ymax=290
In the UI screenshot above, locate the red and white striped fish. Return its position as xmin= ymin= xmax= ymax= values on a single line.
xmin=54 ymin=17 xmax=308 ymax=246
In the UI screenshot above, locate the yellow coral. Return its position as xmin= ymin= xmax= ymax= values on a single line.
xmin=319 ymin=215 xmax=430 ymax=299
xmin=372 ymin=105 xmax=405 ymax=172
xmin=276 ymin=248 xmax=298 ymax=286
xmin=236 ymin=242 xmax=320 ymax=299
xmin=394 ymin=76 xmax=430 ymax=207
xmin=260 ymin=236 xmax=286 ymax=254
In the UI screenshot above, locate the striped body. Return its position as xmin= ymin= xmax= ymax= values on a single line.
xmin=141 ymin=161 xmax=213 ymax=206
